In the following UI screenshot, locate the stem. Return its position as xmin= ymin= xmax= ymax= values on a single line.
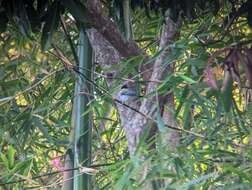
xmin=73 ymin=25 xmax=93 ymax=190
xmin=123 ymin=0 xmax=132 ymax=41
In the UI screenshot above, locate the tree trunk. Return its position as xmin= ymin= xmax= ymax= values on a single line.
xmin=84 ymin=3 xmax=181 ymax=188
xmin=124 ymin=15 xmax=181 ymax=155
xmin=85 ymin=4 xmax=181 ymax=188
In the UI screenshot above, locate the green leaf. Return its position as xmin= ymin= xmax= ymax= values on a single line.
xmin=8 ymin=145 xmax=15 ymax=169
xmin=187 ymin=53 xmax=208 ymax=69
xmin=177 ymin=172 xmax=218 ymax=190
xmin=10 ymin=159 xmax=33 ymax=176
xmin=246 ymin=102 xmax=252 ymax=117
xmin=179 ymin=74 xmax=196 ymax=84
xmin=15 ymin=0 xmax=32 ymax=37
xmin=0 ymin=68 xmax=5 ymax=80
xmin=175 ymin=86 xmax=190 ymax=117
xmin=217 ymin=183 xmax=251 ymax=190
xmin=0 ymin=153 xmax=9 ymax=169
xmin=41 ymin=1 xmax=61 ymax=51
xmin=183 ymin=102 xmax=192 ymax=129
xmin=156 ymin=111 xmax=166 ymax=132
xmin=114 ymin=166 xmax=132 ymax=190
xmin=33 ymin=116 xmax=53 ymax=143
xmin=221 ymin=79 xmax=233 ymax=112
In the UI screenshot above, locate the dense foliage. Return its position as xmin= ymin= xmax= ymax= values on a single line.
xmin=1 ymin=0 xmax=252 ymax=189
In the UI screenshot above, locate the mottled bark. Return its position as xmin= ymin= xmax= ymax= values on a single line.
xmin=86 ymin=28 xmax=121 ymax=85
xmin=126 ymin=16 xmax=181 ymax=155
xmin=85 ymin=0 xmax=154 ymax=81
xmin=86 ymin=28 xmax=121 ymax=68
xmin=161 ymin=93 xmax=180 ymax=148
xmin=86 ymin=29 xmax=142 ymax=154
xmin=86 ymin=0 xmax=142 ymax=58
xmin=84 ymin=0 xmax=181 ymax=157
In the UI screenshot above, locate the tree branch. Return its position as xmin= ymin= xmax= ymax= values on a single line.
xmin=86 ymin=0 xmax=143 ymax=58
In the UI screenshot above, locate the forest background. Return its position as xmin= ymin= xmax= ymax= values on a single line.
xmin=1 ymin=0 xmax=252 ymax=189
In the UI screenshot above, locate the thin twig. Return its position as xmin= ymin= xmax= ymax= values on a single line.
xmin=60 ymin=15 xmax=79 ymax=65
xmin=0 ymin=68 xmax=64 ymax=107
xmin=48 ymin=46 xmax=205 ymax=138
xmin=0 ymin=163 xmax=114 ymax=186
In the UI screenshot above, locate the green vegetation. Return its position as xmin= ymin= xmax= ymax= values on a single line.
xmin=1 ymin=0 xmax=252 ymax=189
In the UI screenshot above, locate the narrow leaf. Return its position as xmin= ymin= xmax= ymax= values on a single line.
xmin=8 ymin=146 xmax=15 ymax=169
xmin=0 ymin=153 xmax=9 ymax=169
xmin=221 ymin=79 xmax=233 ymax=112
xmin=33 ymin=117 xmax=53 ymax=143
xmin=156 ymin=111 xmax=166 ymax=132
xmin=15 ymin=0 xmax=32 ymax=37
xmin=179 ymin=75 xmax=196 ymax=84
xmin=41 ymin=1 xmax=61 ymax=51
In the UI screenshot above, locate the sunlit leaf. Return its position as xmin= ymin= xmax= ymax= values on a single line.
xmin=7 ymin=145 xmax=15 ymax=169
xmin=0 ymin=153 xmax=9 ymax=169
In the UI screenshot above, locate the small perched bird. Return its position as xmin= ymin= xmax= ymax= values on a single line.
xmin=118 ymin=83 xmax=141 ymax=102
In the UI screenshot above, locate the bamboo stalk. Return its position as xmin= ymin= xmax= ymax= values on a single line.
xmin=73 ymin=25 xmax=93 ymax=190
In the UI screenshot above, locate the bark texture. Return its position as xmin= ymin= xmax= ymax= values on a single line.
xmin=125 ymin=16 xmax=181 ymax=154
xmin=84 ymin=0 xmax=181 ymax=156
xmin=86 ymin=0 xmax=142 ymax=58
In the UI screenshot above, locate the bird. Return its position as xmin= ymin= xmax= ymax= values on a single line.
xmin=118 ymin=83 xmax=141 ymax=102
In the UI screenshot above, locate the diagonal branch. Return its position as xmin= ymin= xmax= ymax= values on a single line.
xmin=86 ymin=0 xmax=143 ymax=58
